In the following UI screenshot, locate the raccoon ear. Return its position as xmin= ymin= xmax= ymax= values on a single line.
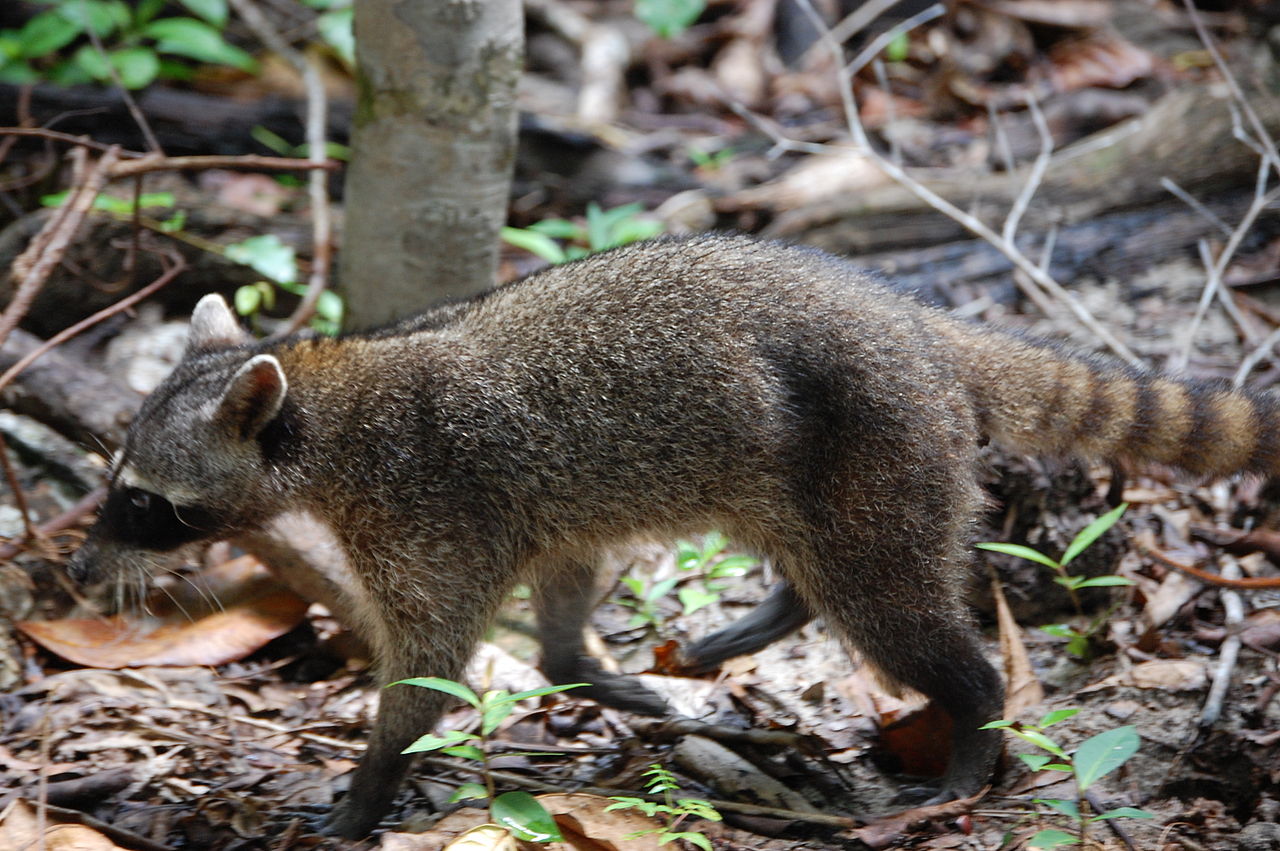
xmin=217 ymin=354 xmax=288 ymax=439
xmin=189 ymin=294 xmax=250 ymax=352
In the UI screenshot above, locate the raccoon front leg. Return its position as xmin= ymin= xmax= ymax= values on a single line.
xmin=328 ymin=565 xmax=507 ymax=838
xmin=676 ymin=581 xmax=812 ymax=674
xmin=534 ymin=556 xmax=669 ymax=716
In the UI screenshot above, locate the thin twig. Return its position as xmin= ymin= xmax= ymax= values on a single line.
xmin=0 ymin=486 xmax=105 ymax=561
xmin=1199 ymin=558 xmax=1245 ymax=727
xmin=226 ymin=0 xmax=334 ymax=337
xmin=1160 ymin=177 xmax=1233 ymax=237
xmin=1182 ymin=0 xmax=1280 ymax=179
xmin=79 ymin=0 xmax=162 ymax=154
xmin=0 ymin=432 xmax=36 ymax=540
xmin=0 ymin=248 xmax=186 ymax=395
xmin=1002 ymin=94 xmax=1053 ymax=246
xmin=1173 ymin=239 xmax=1222 ymax=373
xmin=844 ymin=3 xmax=944 ymax=77
xmin=774 ymin=1 xmax=1143 ymax=364
xmin=0 ymin=146 xmax=120 ymax=351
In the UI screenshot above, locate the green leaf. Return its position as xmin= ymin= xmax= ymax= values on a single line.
xmin=1074 ymin=575 xmax=1135 ymax=589
xmin=506 ymin=683 xmax=590 ymax=703
xmin=610 ymin=216 xmax=664 ymax=246
xmin=1091 ymin=806 xmax=1154 ymax=821
xmin=316 ymin=289 xmax=344 ymax=323
xmin=669 ymin=832 xmax=713 ymax=851
xmin=678 ymin=586 xmax=719 ymax=616
xmin=58 ymin=0 xmax=127 ymax=37
xmin=635 ymin=0 xmax=706 ymax=38
xmin=884 ymin=30 xmax=909 ymax=62
xmin=400 ymin=729 xmax=475 ymax=754
xmin=584 ymin=201 xmax=609 ymax=252
xmin=234 ymin=284 xmax=262 ymax=316
xmin=674 ymin=799 xmax=722 ymax=821
xmin=390 ymin=676 xmax=481 ymax=708
xmin=980 ymin=719 xmax=1015 ymax=729
xmin=177 ymin=0 xmax=228 ymax=27
xmin=1011 ymin=729 xmax=1068 ymax=758
xmin=109 ymin=47 xmax=160 ymax=88
xmin=316 ymin=7 xmax=354 ymax=66
xmin=1073 ymin=725 xmax=1140 ymax=792
xmin=1034 ymin=798 xmax=1080 ymax=819
xmin=501 ymin=226 xmax=567 ymax=265
xmin=480 ymin=698 xmax=513 ymax=737
xmin=20 ymin=11 xmax=82 ymax=58
xmin=1018 ymin=753 xmax=1053 ymax=772
xmin=1027 ymin=828 xmax=1077 ymax=850
xmin=225 ymin=234 xmax=297 ymax=283
xmin=526 ymin=218 xmax=583 ymax=240
xmin=450 ymin=782 xmax=489 ymax=802
xmin=1054 ymin=575 xmax=1086 ymax=591
xmin=143 ymin=18 xmax=256 ymax=71
xmin=975 ymin=542 xmax=1060 ymax=570
xmin=1038 ymin=708 xmax=1080 ymax=728
xmin=491 ymin=791 xmax=563 ymax=843
xmin=649 ymin=576 xmax=679 ymax=601
xmin=1066 ymin=634 xmax=1091 ymax=658
xmin=1040 ymin=624 xmax=1079 ymax=639
xmin=441 ymin=744 xmax=485 ymax=761
xmin=1062 ymin=503 xmax=1128 ymax=566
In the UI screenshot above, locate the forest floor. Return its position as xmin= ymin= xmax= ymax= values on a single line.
xmin=2 ymin=1 xmax=1280 ymax=849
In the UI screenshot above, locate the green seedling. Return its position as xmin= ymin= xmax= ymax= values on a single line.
xmin=675 ymin=531 xmax=757 ymax=615
xmin=226 ymin=235 xmax=344 ymax=336
xmin=977 ymin=503 xmax=1131 ymax=657
xmin=983 ymin=709 xmax=1152 ymax=849
xmin=394 ymin=677 xmax=588 ymax=843
xmin=502 ymin=202 xmax=664 ymax=265
xmin=606 ymin=763 xmax=721 ymax=850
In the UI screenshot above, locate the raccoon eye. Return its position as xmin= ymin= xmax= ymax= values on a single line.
xmin=130 ymin=491 xmax=151 ymax=511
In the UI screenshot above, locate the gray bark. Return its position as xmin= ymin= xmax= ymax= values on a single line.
xmin=339 ymin=0 xmax=523 ymax=329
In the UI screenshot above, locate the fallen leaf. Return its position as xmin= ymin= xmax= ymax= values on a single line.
xmin=0 ymin=799 xmax=122 ymax=851
xmin=1045 ymin=31 xmax=1155 ymax=93
xmin=17 ymin=556 xmax=307 ymax=668
xmin=1081 ymin=659 xmax=1208 ymax=693
xmin=993 ymin=570 xmax=1044 ymax=718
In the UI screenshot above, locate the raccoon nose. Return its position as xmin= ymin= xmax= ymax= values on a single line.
xmin=66 ymin=544 xmax=99 ymax=584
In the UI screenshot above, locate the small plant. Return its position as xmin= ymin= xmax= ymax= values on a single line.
xmin=1 ymin=0 xmax=257 ymax=89
xmin=674 ymin=531 xmax=757 ymax=615
xmin=983 ymin=709 xmax=1152 ymax=849
xmin=226 ymin=235 xmax=344 ymax=336
xmin=687 ymin=145 xmax=735 ymax=172
xmin=615 ymin=571 xmax=680 ymax=630
xmin=976 ymin=503 xmax=1132 ymax=657
xmin=617 ymin=532 xmax=757 ymax=626
xmin=502 ymin=202 xmax=664 ymax=265
xmin=606 ymin=764 xmax=721 ymax=850
xmin=394 ymin=677 xmax=588 ymax=843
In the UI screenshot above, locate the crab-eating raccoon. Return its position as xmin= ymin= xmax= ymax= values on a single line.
xmin=68 ymin=235 xmax=1280 ymax=837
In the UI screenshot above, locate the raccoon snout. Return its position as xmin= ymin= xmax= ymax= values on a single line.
xmin=66 ymin=543 xmax=101 ymax=584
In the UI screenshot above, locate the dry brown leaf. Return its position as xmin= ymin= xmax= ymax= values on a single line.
xmin=0 ymin=799 xmax=122 ymax=851
xmin=1081 ymin=659 xmax=1208 ymax=693
xmin=17 ymin=556 xmax=307 ymax=668
xmin=1045 ymin=31 xmax=1155 ymax=93
xmin=993 ymin=571 xmax=1044 ymax=717
xmin=984 ymin=0 xmax=1114 ymax=28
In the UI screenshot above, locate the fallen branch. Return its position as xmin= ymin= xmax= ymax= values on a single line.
xmin=1140 ymin=544 xmax=1280 ymax=589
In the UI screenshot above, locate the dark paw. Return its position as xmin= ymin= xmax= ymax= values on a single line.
xmin=544 ymin=655 xmax=669 ymax=716
xmin=894 ymin=782 xmax=946 ymax=807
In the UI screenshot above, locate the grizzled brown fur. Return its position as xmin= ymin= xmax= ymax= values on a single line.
xmin=69 ymin=235 xmax=1280 ymax=838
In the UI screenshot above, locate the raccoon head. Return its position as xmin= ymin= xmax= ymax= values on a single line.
xmin=69 ymin=295 xmax=291 ymax=584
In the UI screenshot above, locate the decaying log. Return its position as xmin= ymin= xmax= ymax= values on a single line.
xmin=763 ymin=87 xmax=1280 ymax=255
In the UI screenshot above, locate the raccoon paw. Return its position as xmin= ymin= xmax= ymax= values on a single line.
xmin=543 ymin=654 xmax=668 ymax=716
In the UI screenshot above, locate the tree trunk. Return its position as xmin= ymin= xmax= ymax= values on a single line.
xmin=338 ymin=0 xmax=522 ymax=330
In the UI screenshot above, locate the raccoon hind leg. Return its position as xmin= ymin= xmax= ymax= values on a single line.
xmin=781 ymin=477 xmax=1004 ymax=804
xmin=534 ymin=553 xmax=669 ymax=716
